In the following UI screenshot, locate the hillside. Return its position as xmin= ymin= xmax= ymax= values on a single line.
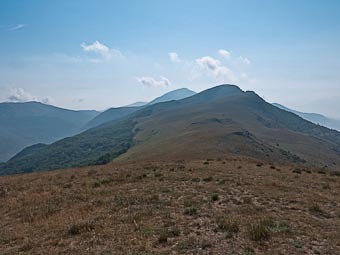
xmin=273 ymin=103 xmax=340 ymax=131
xmin=1 ymin=159 xmax=339 ymax=254
xmin=0 ymin=102 xmax=98 ymax=162
xmin=0 ymin=119 xmax=135 ymax=175
xmin=120 ymin=85 xmax=340 ymax=167
xmin=84 ymin=88 xmax=196 ymax=130
xmin=83 ymin=107 xmax=141 ymax=130
xmin=1 ymin=84 xmax=340 ymax=175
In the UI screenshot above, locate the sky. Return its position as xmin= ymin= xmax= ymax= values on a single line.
xmin=0 ymin=0 xmax=340 ymax=118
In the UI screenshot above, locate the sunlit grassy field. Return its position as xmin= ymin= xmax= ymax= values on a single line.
xmin=1 ymin=158 xmax=340 ymax=254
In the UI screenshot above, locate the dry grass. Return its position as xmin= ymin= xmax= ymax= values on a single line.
xmin=1 ymin=158 xmax=340 ymax=254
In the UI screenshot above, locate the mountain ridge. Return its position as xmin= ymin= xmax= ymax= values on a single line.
xmin=83 ymin=88 xmax=197 ymax=130
xmin=1 ymin=84 xmax=340 ymax=175
xmin=273 ymin=103 xmax=340 ymax=131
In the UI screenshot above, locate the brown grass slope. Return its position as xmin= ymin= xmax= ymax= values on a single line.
xmin=1 ymin=158 xmax=340 ymax=254
xmin=118 ymin=85 xmax=340 ymax=168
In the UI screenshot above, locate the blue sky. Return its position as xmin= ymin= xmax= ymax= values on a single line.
xmin=1 ymin=0 xmax=340 ymax=118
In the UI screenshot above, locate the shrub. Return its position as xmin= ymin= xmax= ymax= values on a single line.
xmin=266 ymin=220 xmax=291 ymax=233
xmin=292 ymin=169 xmax=302 ymax=174
xmin=211 ymin=194 xmax=219 ymax=202
xmin=92 ymin=181 xmax=101 ymax=188
xmin=184 ymin=207 xmax=198 ymax=216
xmin=248 ymin=220 xmax=271 ymax=242
xmin=309 ymin=204 xmax=322 ymax=214
xmin=330 ymin=171 xmax=340 ymax=177
xmin=292 ymin=240 xmax=303 ymax=248
xmin=203 ymin=176 xmax=213 ymax=182
xmin=158 ymin=227 xmax=180 ymax=244
xmin=248 ymin=218 xmax=291 ymax=242
xmin=243 ymin=247 xmax=255 ymax=255
xmin=216 ymin=217 xmax=239 ymax=238
xmin=167 ymin=227 xmax=180 ymax=237
xmin=158 ymin=233 xmax=168 ymax=244
xmin=200 ymin=239 xmax=212 ymax=249
xmin=68 ymin=222 xmax=94 ymax=236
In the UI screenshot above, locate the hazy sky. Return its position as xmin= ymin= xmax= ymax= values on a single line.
xmin=1 ymin=0 xmax=340 ymax=118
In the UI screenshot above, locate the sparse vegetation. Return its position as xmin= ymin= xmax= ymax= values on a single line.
xmin=309 ymin=203 xmax=325 ymax=216
xmin=292 ymin=240 xmax=303 ymax=249
xmin=158 ymin=227 xmax=180 ymax=244
xmin=216 ymin=217 xmax=240 ymax=238
xmin=203 ymin=176 xmax=213 ymax=182
xmin=248 ymin=218 xmax=292 ymax=242
xmin=248 ymin=219 xmax=271 ymax=242
xmin=184 ymin=207 xmax=198 ymax=215
xmin=0 ymin=159 xmax=339 ymax=254
xmin=330 ymin=171 xmax=340 ymax=177
xmin=211 ymin=193 xmax=219 ymax=201
xmin=68 ymin=222 xmax=95 ymax=236
xmin=292 ymin=168 xmax=302 ymax=174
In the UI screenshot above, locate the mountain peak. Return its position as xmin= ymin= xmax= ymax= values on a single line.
xmin=201 ymin=84 xmax=243 ymax=94
xmin=171 ymin=88 xmax=195 ymax=93
xmin=186 ymin=84 xmax=243 ymax=104
xmin=148 ymin=88 xmax=196 ymax=105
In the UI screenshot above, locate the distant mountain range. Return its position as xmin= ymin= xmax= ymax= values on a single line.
xmin=0 ymin=102 xmax=98 ymax=162
xmin=147 ymin=88 xmax=196 ymax=105
xmin=125 ymin=88 xmax=196 ymax=107
xmin=84 ymin=88 xmax=196 ymax=129
xmin=273 ymin=103 xmax=340 ymax=131
xmin=1 ymin=85 xmax=340 ymax=175
xmin=0 ymin=88 xmax=196 ymax=162
xmin=125 ymin=101 xmax=148 ymax=107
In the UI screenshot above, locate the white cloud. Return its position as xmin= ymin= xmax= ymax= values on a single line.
xmin=136 ymin=76 xmax=170 ymax=88
xmin=6 ymin=88 xmax=53 ymax=104
xmin=7 ymin=88 xmax=37 ymax=102
xmin=7 ymin=24 xmax=27 ymax=31
xmin=168 ymin=52 xmax=180 ymax=62
xmin=239 ymin=56 xmax=251 ymax=65
xmin=81 ymin=41 xmax=124 ymax=60
xmin=81 ymin=41 xmax=109 ymax=56
xmin=196 ymin=56 xmax=221 ymax=71
xmin=218 ymin=49 xmax=231 ymax=59
xmin=196 ymin=56 xmax=238 ymax=83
